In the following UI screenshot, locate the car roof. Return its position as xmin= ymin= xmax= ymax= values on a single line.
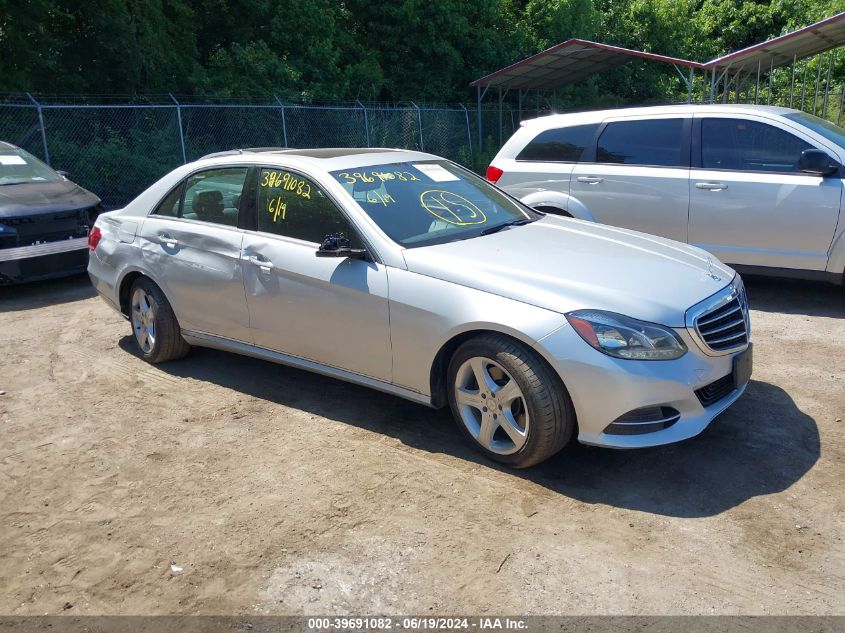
xmin=522 ymin=103 xmax=799 ymax=128
xmin=0 ymin=141 xmax=19 ymax=150
xmin=193 ymin=147 xmax=442 ymax=171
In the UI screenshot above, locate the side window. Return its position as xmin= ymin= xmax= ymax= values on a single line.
xmin=597 ymin=119 xmax=684 ymax=167
xmin=152 ymin=184 xmax=183 ymax=217
xmin=257 ymin=168 xmax=358 ymax=245
xmin=701 ymin=118 xmax=813 ymax=172
xmin=516 ymin=123 xmax=599 ymax=162
xmin=180 ymin=167 xmax=248 ymax=226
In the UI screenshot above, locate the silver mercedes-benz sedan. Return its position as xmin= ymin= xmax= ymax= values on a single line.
xmin=88 ymin=147 xmax=752 ymax=468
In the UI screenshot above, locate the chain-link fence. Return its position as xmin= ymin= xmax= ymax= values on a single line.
xmin=0 ymin=97 xmax=517 ymax=209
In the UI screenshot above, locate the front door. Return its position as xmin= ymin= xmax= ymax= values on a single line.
xmin=569 ymin=116 xmax=691 ymax=242
xmin=241 ymin=167 xmax=392 ymax=382
xmin=138 ymin=166 xmax=252 ymax=342
xmin=689 ymin=115 xmax=842 ymax=271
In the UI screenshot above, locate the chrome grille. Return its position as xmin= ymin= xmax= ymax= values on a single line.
xmin=687 ymin=278 xmax=750 ymax=355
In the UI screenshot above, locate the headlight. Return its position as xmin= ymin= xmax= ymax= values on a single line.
xmin=565 ymin=310 xmax=687 ymax=360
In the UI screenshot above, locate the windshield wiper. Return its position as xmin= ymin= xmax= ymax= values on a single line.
xmin=479 ymin=218 xmax=535 ymax=236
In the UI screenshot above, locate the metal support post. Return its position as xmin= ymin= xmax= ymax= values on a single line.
xmin=789 ymin=55 xmax=796 ymax=108
xmin=688 ymin=68 xmax=694 ymax=103
xmin=838 ymin=84 xmax=845 ymax=125
xmin=477 ymin=86 xmax=483 ymax=152
xmin=801 ymin=59 xmax=808 ymax=110
xmin=767 ymin=57 xmax=774 ymax=105
xmin=356 ymin=100 xmax=370 ymax=147
xmin=410 ymin=101 xmax=424 ymax=151
xmin=459 ymin=104 xmax=473 ymax=158
xmin=26 ymin=92 xmax=51 ymax=165
xmin=498 ymin=87 xmax=503 ymax=147
xmin=710 ymin=68 xmax=717 ymax=102
xmin=274 ymin=95 xmax=289 ymax=147
xmin=169 ymin=93 xmax=187 ymax=164
xmin=823 ymin=52 xmax=834 ymax=116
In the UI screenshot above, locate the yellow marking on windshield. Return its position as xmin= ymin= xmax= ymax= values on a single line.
xmin=366 ymin=191 xmax=396 ymax=206
xmin=338 ymin=170 xmax=421 ymax=185
xmin=419 ymin=190 xmax=487 ymax=226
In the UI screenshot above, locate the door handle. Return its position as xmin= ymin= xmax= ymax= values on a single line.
xmin=159 ymin=233 xmax=179 ymax=248
xmin=695 ymin=182 xmax=728 ymax=191
xmin=245 ymin=254 xmax=274 ymax=271
xmin=576 ymin=176 xmax=603 ymax=184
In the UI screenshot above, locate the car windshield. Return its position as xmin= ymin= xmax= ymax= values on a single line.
xmin=0 ymin=148 xmax=60 ymax=185
xmin=784 ymin=112 xmax=845 ymax=148
xmin=330 ymin=160 xmax=539 ymax=248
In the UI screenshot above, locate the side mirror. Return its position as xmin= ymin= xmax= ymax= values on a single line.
xmin=798 ymin=149 xmax=838 ymax=176
xmin=316 ymin=233 xmax=367 ymax=260
xmin=56 ymin=170 xmax=70 ymax=179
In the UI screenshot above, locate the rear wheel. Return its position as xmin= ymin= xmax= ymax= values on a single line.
xmin=447 ymin=334 xmax=575 ymax=468
xmin=129 ymin=277 xmax=190 ymax=364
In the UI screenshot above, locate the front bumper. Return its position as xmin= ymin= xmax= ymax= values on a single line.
xmin=0 ymin=238 xmax=89 ymax=284
xmin=534 ymin=324 xmax=750 ymax=448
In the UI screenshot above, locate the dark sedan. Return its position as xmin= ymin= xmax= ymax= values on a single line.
xmin=0 ymin=141 xmax=101 ymax=284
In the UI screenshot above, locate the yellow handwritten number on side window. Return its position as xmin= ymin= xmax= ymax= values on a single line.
xmin=261 ymin=171 xmax=312 ymax=200
xmin=268 ymin=197 xmax=287 ymax=221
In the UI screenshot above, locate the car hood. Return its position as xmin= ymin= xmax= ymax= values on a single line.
xmin=401 ymin=215 xmax=734 ymax=327
xmin=0 ymin=179 xmax=100 ymax=218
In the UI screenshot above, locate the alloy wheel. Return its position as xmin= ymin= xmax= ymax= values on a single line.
xmin=453 ymin=356 xmax=529 ymax=455
xmin=130 ymin=287 xmax=157 ymax=354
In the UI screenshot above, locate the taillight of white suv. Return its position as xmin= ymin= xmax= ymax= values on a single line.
xmin=485 ymin=165 xmax=503 ymax=183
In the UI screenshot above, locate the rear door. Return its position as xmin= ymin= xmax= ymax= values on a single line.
xmin=240 ymin=166 xmax=392 ymax=381
xmin=569 ymin=116 xmax=691 ymax=242
xmin=689 ymin=115 xmax=841 ymax=270
xmin=138 ymin=166 xmax=252 ymax=343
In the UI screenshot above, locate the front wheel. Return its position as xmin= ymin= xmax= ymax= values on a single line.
xmin=447 ymin=334 xmax=575 ymax=468
xmin=129 ymin=277 xmax=190 ymax=364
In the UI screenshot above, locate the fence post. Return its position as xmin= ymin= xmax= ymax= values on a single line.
xmin=356 ymin=100 xmax=370 ymax=147
xmin=459 ymin=104 xmax=473 ymax=158
xmin=170 ymin=93 xmax=187 ymax=164
xmin=26 ymin=92 xmax=50 ymax=165
xmin=410 ymin=101 xmax=424 ymax=151
xmin=274 ymin=95 xmax=289 ymax=147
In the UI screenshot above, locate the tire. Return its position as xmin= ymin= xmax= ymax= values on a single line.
xmin=446 ymin=333 xmax=575 ymax=468
xmin=128 ymin=277 xmax=190 ymax=364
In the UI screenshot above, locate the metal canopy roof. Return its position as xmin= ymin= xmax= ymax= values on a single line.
xmin=471 ymin=12 xmax=845 ymax=89
xmin=469 ymin=39 xmax=702 ymax=90
xmin=706 ymin=11 xmax=845 ymax=73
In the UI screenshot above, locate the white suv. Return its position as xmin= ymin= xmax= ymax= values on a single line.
xmin=488 ymin=104 xmax=845 ymax=284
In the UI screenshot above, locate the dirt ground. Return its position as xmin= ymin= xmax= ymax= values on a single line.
xmin=0 ymin=273 xmax=843 ymax=616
